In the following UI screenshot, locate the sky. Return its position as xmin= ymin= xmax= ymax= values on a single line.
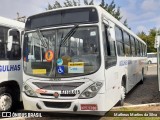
xmin=0 ymin=0 xmax=160 ymax=34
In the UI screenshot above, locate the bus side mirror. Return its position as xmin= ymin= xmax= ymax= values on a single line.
xmin=7 ymin=36 xmax=13 ymax=51
xmin=7 ymin=29 xmax=20 ymax=51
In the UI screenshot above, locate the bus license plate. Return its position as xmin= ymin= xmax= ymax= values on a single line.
xmin=81 ymin=104 xmax=98 ymax=110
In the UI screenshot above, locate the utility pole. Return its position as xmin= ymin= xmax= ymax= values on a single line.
xmin=16 ymin=12 xmax=26 ymax=22
xmin=155 ymin=29 xmax=160 ymax=91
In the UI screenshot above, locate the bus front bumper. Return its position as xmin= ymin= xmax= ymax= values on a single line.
xmin=22 ymin=92 xmax=106 ymax=115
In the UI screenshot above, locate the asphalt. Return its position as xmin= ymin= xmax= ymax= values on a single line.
xmin=123 ymin=64 xmax=160 ymax=105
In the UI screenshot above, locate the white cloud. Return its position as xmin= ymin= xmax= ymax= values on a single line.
xmin=136 ymin=25 xmax=147 ymax=33
xmin=0 ymin=0 xmax=53 ymax=19
xmin=127 ymin=0 xmax=137 ymax=10
xmin=141 ymin=0 xmax=160 ymax=11
xmin=120 ymin=8 xmax=137 ymax=22
xmin=93 ymin=0 xmax=101 ymax=5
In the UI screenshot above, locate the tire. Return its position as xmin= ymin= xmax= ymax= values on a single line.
xmin=140 ymin=69 xmax=144 ymax=84
xmin=0 ymin=87 xmax=14 ymax=111
xmin=148 ymin=61 xmax=152 ymax=64
xmin=119 ymin=85 xmax=125 ymax=106
xmin=118 ymin=80 xmax=126 ymax=106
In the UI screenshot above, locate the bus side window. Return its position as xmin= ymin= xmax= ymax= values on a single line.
xmin=104 ymin=25 xmax=117 ymax=68
xmin=130 ymin=36 xmax=136 ymax=56
xmin=115 ymin=26 xmax=125 ymax=56
xmin=0 ymin=26 xmax=9 ymax=59
xmin=8 ymin=30 xmax=21 ymax=60
xmin=123 ymin=31 xmax=131 ymax=56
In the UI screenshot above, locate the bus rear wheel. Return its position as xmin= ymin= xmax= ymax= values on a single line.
xmin=118 ymin=79 xmax=126 ymax=106
xmin=119 ymin=85 xmax=125 ymax=106
xmin=140 ymin=69 xmax=144 ymax=84
xmin=0 ymin=87 xmax=13 ymax=111
xmin=148 ymin=61 xmax=152 ymax=64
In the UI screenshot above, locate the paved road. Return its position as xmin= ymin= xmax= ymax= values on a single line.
xmin=124 ymin=64 xmax=159 ymax=105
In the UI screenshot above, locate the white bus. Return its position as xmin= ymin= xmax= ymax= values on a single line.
xmin=147 ymin=52 xmax=157 ymax=64
xmin=22 ymin=5 xmax=147 ymax=115
xmin=0 ymin=16 xmax=24 ymax=111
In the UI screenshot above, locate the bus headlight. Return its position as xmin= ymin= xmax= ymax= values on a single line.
xmin=23 ymin=83 xmax=37 ymax=97
xmin=79 ymin=82 xmax=103 ymax=99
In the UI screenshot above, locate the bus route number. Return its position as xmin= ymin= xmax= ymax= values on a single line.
xmin=61 ymin=90 xmax=80 ymax=94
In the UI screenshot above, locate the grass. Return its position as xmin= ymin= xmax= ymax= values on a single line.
xmin=100 ymin=107 xmax=160 ymax=120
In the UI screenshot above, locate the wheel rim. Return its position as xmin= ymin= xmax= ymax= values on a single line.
xmin=0 ymin=94 xmax=12 ymax=111
xmin=121 ymin=86 xmax=125 ymax=100
xmin=120 ymin=86 xmax=125 ymax=105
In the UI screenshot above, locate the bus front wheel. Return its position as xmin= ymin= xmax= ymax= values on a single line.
xmin=0 ymin=87 xmax=13 ymax=111
xmin=140 ymin=69 xmax=144 ymax=84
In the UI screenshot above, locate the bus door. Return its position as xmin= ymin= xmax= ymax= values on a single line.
xmin=103 ymin=20 xmax=119 ymax=107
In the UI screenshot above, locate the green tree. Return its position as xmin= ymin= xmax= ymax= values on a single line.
xmin=147 ymin=28 xmax=157 ymax=52
xmin=64 ymin=0 xmax=80 ymax=7
xmin=99 ymin=0 xmax=122 ymax=20
xmin=138 ymin=28 xmax=157 ymax=53
xmin=46 ymin=1 xmax=62 ymax=10
xmin=84 ymin=0 xmax=94 ymax=5
xmin=123 ymin=19 xmax=130 ymax=29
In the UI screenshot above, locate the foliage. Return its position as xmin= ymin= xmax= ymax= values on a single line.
xmin=84 ymin=0 xmax=94 ymax=5
xmin=123 ymin=19 xmax=131 ymax=29
xmin=99 ymin=0 xmax=122 ymax=20
xmin=46 ymin=0 xmax=92 ymax=9
xmin=46 ymin=1 xmax=62 ymax=10
xmin=138 ymin=28 xmax=157 ymax=53
xmin=64 ymin=0 xmax=80 ymax=7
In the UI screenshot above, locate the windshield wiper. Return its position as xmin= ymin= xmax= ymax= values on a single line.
xmin=36 ymin=29 xmax=48 ymax=48
xmin=58 ymin=24 xmax=79 ymax=58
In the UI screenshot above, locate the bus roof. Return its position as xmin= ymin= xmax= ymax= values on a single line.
xmin=26 ymin=5 xmax=145 ymax=45
xmin=0 ymin=16 xmax=25 ymax=29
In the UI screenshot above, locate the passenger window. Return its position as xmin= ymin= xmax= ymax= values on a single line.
xmin=135 ymin=40 xmax=140 ymax=56
xmin=8 ymin=29 xmax=21 ymax=60
xmin=123 ymin=31 xmax=131 ymax=56
xmin=115 ymin=26 xmax=125 ymax=56
xmin=130 ymin=36 xmax=136 ymax=56
xmin=0 ymin=26 xmax=9 ymax=60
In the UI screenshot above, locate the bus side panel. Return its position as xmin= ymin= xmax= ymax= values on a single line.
xmin=104 ymin=66 xmax=121 ymax=109
xmin=0 ymin=60 xmax=23 ymax=100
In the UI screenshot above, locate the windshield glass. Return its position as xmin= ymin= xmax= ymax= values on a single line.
xmin=23 ymin=26 xmax=100 ymax=78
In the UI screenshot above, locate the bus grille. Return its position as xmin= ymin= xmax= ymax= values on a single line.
xmin=40 ymin=93 xmax=76 ymax=97
xmin=32 ymin=82 xmax=84 ymax=90
xmin=43 ymin=101 xmax=71 ymax=108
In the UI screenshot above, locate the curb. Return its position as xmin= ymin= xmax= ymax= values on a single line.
xmin=112 ymin=102 xmax=160 ymax=109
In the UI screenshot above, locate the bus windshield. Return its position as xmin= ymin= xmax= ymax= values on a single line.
xmin=23 ymin=26 xmax=100 ymax=78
